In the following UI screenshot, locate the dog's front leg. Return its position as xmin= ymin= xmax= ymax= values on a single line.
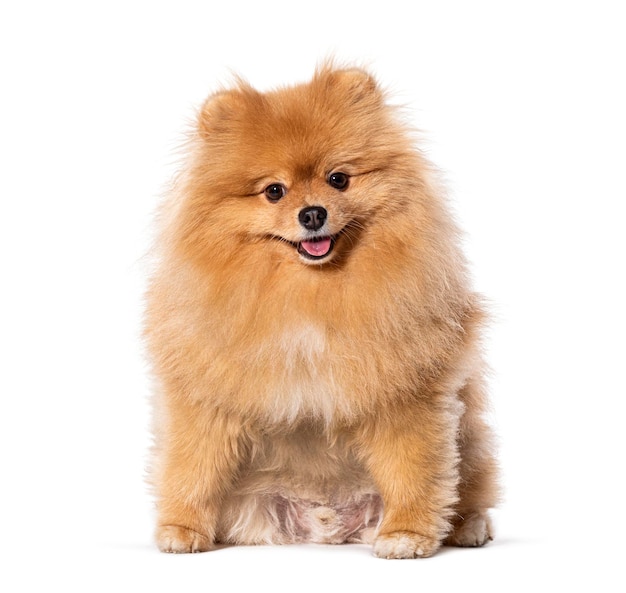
xmin=153 ymin=400 xmax=247 ymax=553
xmin=357 ymin=397 xmax=461 ymax=559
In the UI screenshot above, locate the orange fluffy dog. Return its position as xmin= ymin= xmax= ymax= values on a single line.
xmin=145 ymin=65 xmax=498 ymax=558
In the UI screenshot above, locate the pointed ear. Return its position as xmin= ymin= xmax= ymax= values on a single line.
xmin=197 ymin=82 xmax=260 ymax=138
xmin=315 ymin=66 xmax=383 ymax=105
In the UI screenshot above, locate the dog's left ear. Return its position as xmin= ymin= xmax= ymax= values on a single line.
xmin=315 ymin=65 xmax=383 ymax=105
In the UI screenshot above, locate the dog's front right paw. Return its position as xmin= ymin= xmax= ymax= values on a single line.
xmin=373 ymin=531 xmax=441 ymax=559
xmin=156 ymin=525 xmax=212 ymax=554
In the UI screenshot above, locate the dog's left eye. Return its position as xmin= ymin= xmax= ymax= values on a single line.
xmin=328 ymin=172 xmax=350 ymax=191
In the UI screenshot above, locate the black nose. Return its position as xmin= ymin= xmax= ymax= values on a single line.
xmin=298 ymin=206 xmax=327 ymax=231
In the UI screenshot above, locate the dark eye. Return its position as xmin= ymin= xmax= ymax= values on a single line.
xmin=264 ymin=183 xmax=287 ymax=202
xmin=328 ymin=172 xmax=350 ymax=191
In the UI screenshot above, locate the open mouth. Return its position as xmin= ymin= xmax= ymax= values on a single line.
xmin=268 ymin=228 xmax=350 ymax=263
xmin=297 ymin=235 xmax=335 ymax=260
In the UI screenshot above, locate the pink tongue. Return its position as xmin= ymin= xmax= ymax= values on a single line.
xmin=301 ymin=237 xmax=332 ymax=257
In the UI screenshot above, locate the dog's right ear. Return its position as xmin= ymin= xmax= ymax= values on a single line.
xmin=198 ymin=81 xmax=260 ymax=139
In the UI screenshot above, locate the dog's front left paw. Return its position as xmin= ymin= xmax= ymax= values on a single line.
xmin=373 ymin=531 xmax=441 ymax=559
xmin=156 ymin=525 xmax=212 ymax=554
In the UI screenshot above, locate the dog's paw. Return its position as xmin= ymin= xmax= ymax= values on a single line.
xmin=156 ymin=525 xmax=212 ymax=554
xmin=373 ymin=531 xmax=441 ymax=559
xmin=445 ymin=512 xmax=493 ymax=547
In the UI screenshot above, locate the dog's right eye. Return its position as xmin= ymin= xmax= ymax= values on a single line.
xmin=264 ymin=183 xmax=287 ymax=202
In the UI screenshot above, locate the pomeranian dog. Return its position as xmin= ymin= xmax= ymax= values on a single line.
xmin=145 ymin=64 xmax=498 ymax=559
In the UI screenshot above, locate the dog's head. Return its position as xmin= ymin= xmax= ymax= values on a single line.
xmin=175 ymin=66 xmax=419 ymax=268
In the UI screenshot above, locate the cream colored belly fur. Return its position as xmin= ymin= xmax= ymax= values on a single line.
xmin=216 ymin=427 xmax=382 ymax=545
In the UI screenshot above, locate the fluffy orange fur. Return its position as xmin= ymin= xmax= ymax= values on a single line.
xmin=145 ymin=64 xmax=498 ymax=558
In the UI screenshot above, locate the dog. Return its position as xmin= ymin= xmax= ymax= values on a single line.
xmin=145 ymin=64 xmax=498 ymax=558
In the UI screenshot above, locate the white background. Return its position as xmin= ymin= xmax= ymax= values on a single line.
xmin=1 ymin=1 xmax=624 ymax=591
